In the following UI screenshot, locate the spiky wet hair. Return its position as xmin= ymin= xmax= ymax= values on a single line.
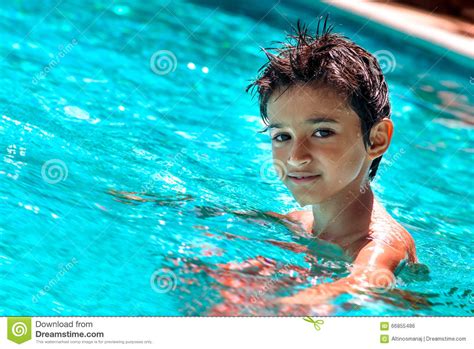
xmin=247 ymin=17 xmax=391 ymax=181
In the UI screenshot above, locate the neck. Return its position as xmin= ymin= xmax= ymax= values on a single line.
xmin=311 ymin=183 xmax=375 ymax=247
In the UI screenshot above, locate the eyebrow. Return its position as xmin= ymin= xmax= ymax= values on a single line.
xmin=267 ymin=116 xmax=339 ymax=130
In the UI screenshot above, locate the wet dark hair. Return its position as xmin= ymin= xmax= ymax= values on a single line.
xmin=246 ymin=17 xmax=391 ymax=181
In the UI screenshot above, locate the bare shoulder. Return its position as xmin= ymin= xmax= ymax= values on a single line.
xmin=286 ymin=210 xmax=314 ymax=235
xmin=370 ymin=211 xmax=418 ymax=264
xmin=393 ymin=224 xmax=418 ymax=264
xmin=262 ymin=210 xmax=312 ymax=236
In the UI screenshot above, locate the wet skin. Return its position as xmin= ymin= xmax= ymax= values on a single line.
xmin=263 ymin=83 xmax=418 ymax=305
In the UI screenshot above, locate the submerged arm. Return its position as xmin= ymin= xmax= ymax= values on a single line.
xmin=277 ymin=238 xmax=408 ymax=305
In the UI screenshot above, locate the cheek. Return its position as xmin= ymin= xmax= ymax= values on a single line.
xmin=272 ymin=146 xmax=288 ymax=162
xmin=323 ymin=140 xmax=367 ymax=181
xmin=271 ymin=146 xmax=289 ymax=177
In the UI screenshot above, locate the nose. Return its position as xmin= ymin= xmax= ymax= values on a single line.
xmin=287 ymin=139 xmax=312 ymax=167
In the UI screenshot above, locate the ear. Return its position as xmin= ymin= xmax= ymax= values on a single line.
xmin=367 ymin=118 xmax=393 ymax=160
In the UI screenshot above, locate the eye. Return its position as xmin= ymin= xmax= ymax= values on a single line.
xmin=271 ymin=133 xmax=291 ymax=142
xmin=313 ymin=129 xmax=334 ymax=138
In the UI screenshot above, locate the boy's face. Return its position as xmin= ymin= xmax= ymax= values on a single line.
xmin=266 ymin=84 xmax=371 ymax=206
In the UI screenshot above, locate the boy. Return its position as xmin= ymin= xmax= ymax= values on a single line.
xmin=246 ymin=19 xmax=418 ymax=305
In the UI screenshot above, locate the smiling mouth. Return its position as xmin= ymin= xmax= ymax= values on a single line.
xmin=287 ymin=174 xmax=321 ymax=184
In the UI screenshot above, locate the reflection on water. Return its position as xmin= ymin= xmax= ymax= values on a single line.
xmin=113 ymin=191 xmax=436 ymax=316
xmin=413 ymin=81 xmax=474 ymax=127
xmin=0 ymin=0 xmax=472 ymax=316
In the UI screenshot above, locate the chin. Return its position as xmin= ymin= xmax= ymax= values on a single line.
xmin=293 ymin=192 xmax=324 ymax=207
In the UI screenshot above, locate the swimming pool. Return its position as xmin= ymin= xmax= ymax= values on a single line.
xmin=1 ymin=0 xmax=472 ymax=316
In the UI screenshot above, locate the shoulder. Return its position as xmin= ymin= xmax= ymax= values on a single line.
xmin=369 ymin=213 xmax=418 ymax=265
xmin=263 ymin=210 xmax=313 ymax=237
xmin=286 ymin=210 xmax=314 ymax=235
xmin=392 ymin=225 xmax=418 ymax=264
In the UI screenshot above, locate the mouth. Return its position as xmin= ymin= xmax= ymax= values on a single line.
xmin=287 ymin=174 xmax=321 ymax=184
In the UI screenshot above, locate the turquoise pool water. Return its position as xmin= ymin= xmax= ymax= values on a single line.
xmin=1 ymin=0 xmax=473 ymax=316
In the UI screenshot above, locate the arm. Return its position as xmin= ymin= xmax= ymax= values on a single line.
xmin=277 ymin=238 xmax=408 ymax=305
